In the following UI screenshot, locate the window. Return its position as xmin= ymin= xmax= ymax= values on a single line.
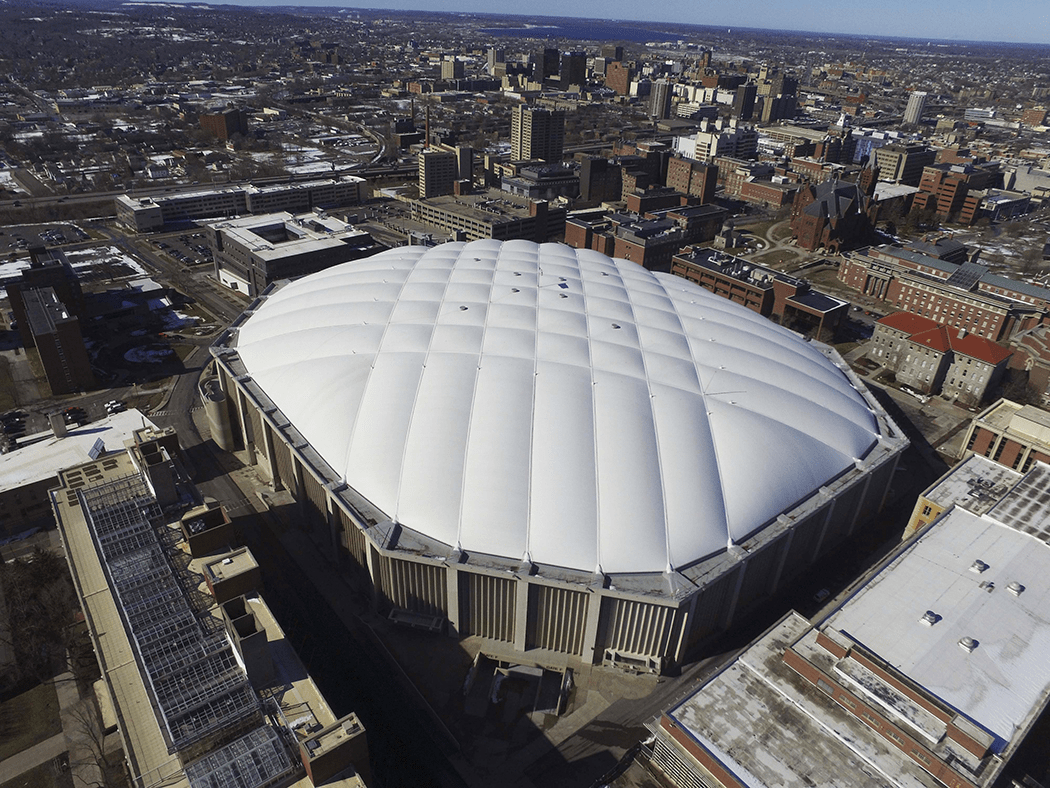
xmin=817 ymin=678 xmax=835 ymax=695
xmin=921 ymin=505 xmax=932 ymax=516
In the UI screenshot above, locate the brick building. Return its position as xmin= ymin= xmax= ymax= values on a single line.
xmin=650 ymin=482 xmax=1050 ymax=788
xmin=604 ymin=61 xmax=633 ymax=95
xmin=913 ymin=162 xmax=1002 ymax=225
xmin=21 ymin=287 xmax=96 ymax=395
xmin=671 ymin=248 xmax=848 ymax=338
xmin=665 ymin=157 xmax=718 ymax=202
xmin=578 ymin=156 xmax=623 ymax=203
xmin=6 ymin=248 xmax=85 ymax=348
xmin=1007 ymin=323 xmax=1050 ymax=404
xmin=740 ymin=179 xmax=799 ymax=210
xmin=959 ymin=398 xmax=1050 ymax=473
xmin=790 ymin=178 xmax=876 ymax=252
xmin=199 ymin=108 xmax=250 ymax=141
xmin=837 ymin=244 xmax=1050 ymax=342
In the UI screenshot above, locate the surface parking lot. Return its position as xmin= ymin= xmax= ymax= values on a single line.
xmin=0 ymin=223 xmax=88 ymax=254
xmin=153 ymin=230 xmax=213 ymax=267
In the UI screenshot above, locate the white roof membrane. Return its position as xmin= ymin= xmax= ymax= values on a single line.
xmin=236 ymin=240 xmax=880 ymax=575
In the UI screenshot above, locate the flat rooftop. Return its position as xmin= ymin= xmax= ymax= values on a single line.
xmin=664 ymin=612 xmax=942 ymax=788
xmin=826 ymin=509 xmax=1050 ymax=747
xmin=52 ymin=448 xmax=365 ymax=788
xmin=211 ymin=211 xmax=371 ymax=261
xmin=919 ymin=453 xmax=1021 ymax=515
xmin=202 ymin=547 xmax=259 ymax=584
xmin=413 ymin=190 xmax=540 ymax=222
xmin=0 ymin=409 xmax=155 ymax=492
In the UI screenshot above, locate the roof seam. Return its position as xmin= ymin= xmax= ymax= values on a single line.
xmin=657 ymin=278 xmax=733 ymax=558
xmin=392 ymin=246 xmax=463 ymax=526
xmin=453 ymin=243 xmax=504 ymax=555
xmin=615 ymin=260 xmax=673 ymax=574
xmin=341 ymin=250 xmax=426 ymax=482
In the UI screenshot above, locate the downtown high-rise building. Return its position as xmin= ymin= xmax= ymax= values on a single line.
xmin=904 ymin=90 xmax=927 ymax=125
xmin=418 ymin=148 xmax=457 ymax=198
xmin=650 ymin=79 xmax=673 ymax=120
xmin=511 ymin=105 xmax=565 ymax=163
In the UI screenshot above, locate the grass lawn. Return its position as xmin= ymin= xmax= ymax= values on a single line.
xmin=750 ymin=249 xmax=803 ymax=268
xmin=172 ymin=343 xmax=197 ymax=362
xmin=834 ymin=341 xmax=860 ymax=356
xmin=0 ymin=754 xmax=72 ymax=788
xmin=0 ymin=682 xmax=63 ymax=763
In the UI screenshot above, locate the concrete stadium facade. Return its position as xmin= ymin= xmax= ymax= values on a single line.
xmin=206 ymin=240 xmax=907 ymax=674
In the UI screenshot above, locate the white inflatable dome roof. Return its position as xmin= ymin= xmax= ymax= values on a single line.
xmin=236 ymin=240 xmax=879 ymax=575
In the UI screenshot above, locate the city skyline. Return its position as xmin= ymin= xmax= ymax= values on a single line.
xmin=227 ymin=1 xmax=1050 ymax=45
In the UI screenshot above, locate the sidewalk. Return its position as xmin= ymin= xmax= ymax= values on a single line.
xmin=0 ymin=732 xmax=66 ymax=783
xmin=0 ymin=661 xmax=109 ymax=786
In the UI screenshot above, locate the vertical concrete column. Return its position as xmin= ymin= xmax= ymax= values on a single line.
xmin=513 ymin=577 xmax=530 ymax=652
xmin=720 ymin=558 xmax=748 ymax=631
xmin=671 ymin=594 xmax=700 ymax=666
xmin=875 ymin=452 xmax=902 ymax=513
xmin=292 ymin=458 xmax=306 ymax=519
xmin=847 ymin=473 xmax=874 ymax=536
xmin=445 ymin=563 xmax=461 ymax=638
xmin=581 ymin=586 xmax=604 ymax=665
xmin=811 ymin=497 xmax=837 ymax=561
xmin=326 ymin=495 xmax=340 ymax=563
xmin=261 ymin=423 xmax=278 ymax=489
xmin=768 ymin=526 xmax=795 ymax=595
xmin=366 ymin=545 xmax=383 ymax=613
xmin=235 ymin=388 xmax=256 ymax=466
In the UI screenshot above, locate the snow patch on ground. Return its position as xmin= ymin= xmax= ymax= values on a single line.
xmin=124 ymin=345 xmax=174 ymax=363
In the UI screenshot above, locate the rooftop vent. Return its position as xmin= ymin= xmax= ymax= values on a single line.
xmin=958 ymin=637 xmax=978 ymax=653
xmin=970 ymin=559 xmax=989 ymax=574
xmin=920 ymin=610 xmax=941 ymax=626
xmin=1007 ymin=581 xmax=1025 ymax=596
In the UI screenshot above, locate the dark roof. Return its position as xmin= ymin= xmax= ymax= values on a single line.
xmin=802 ymin=179 xmax=864 ymax=220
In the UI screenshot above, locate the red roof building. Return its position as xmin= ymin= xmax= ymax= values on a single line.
xmin=870 ymin=312 xmax=1013 ymax=406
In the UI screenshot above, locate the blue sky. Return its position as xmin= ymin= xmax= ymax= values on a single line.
xmin=247 ymin=0 xmax=1050 ymax=45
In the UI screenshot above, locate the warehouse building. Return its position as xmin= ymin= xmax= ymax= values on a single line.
xmin=207 ymin=240 xmax=907 ymax=674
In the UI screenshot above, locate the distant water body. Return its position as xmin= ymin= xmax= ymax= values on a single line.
xmin=479 ymin=20 xmax=681 ymax=43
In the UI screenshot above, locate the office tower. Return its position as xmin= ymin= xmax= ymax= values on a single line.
xmin=650 ymin=79 xmax=673 ymax=120
xmin=486 ymin=47 xmax=504 ymax=75
xmin=732 ymin=83 xmax=757 ymax=121
xmin=605 ymin=61 xmax=633 ymax=95
xmin=904 ymin=90 xmax=927 ymax=125
xmin=511 ymin=105 xmax=565 ymax=163
xmin=560 ymin=51 xmax=586 ymax=88
xmin=601 ymin=44 xmax=624 ymax=62
xmin=536 ymin=47 xmax=559 ymax=81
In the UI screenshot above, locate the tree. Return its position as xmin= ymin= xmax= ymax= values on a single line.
xmin=0 ymin=548 xmax=78 ymax=684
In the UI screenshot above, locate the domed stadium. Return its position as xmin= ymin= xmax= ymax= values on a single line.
xmin=208 ymin=240 xmax=906 ymax=672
